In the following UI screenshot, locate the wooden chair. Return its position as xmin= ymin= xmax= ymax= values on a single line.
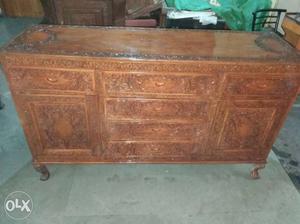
xmin=252 ymin=9 xmax=286 ymax=33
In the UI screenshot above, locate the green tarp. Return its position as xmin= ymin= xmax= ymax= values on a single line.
xmin=166 ymin=0 xmax=211 ymax=11
xmin=165 ymin=0 xmax=272 ymax=31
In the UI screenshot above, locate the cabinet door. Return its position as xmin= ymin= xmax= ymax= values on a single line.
xmin=57 ymin=0 xmax=113 ymax=25
xmin=63 ymin=9 xmax=112 ymax=25
xmin=15 ymin=94 xmax=101 ymax=160
xmin=210 ymin=100 xmax=287 ymax=161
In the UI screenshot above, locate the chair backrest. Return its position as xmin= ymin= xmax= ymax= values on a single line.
xmin=252 ymin=9 xmax=287 ymax=33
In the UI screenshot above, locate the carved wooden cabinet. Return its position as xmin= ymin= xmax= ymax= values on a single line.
xmin=1 ymin=26 xmax=300 ymax=180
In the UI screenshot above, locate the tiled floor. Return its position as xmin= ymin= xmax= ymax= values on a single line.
xmin=0 ymin=17 xmax=300 ymax=224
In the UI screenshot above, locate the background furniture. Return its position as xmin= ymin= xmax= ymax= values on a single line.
xmin=252 ymin=9 xmax=286 ymax=33
xmin=125 ymin=0 xmax=162 ymax=27
xmin=125 ymin=19 xmax=157 ymax=27
xmin=41 ymin=0 xmax=126 ymax=25
xmin=164 ymin=17 xmax=227 ymax=29
xmin=0 ymin=1 xmax=3 ymax=15
xmin=0 ymin=96 xmax=4 ymax=110
xmin=161 ymin=2 xmax=227 ymax=30
xmin=1 ymin=0 xmax=44 ymax=17
xmin=41 ymin=0 xmax=163 ymax=27
xmin=1 ymin=26 xmax=300 ymax=181
xmin=282 ymin=12 xmax=300 ymax=50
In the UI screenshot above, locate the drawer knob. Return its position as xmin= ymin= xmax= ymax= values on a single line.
xmin=257 ymin=83 xmax=267 ymax=88
xmin=154 ymin=106 xmax=162 ymax=111
xmin=152 ymin=128 xmax=160 ymax=132
xmin=46 ymin=77 xmax=58 ymax=83
xmin=155 ymin=82 xmax=165 ymax=87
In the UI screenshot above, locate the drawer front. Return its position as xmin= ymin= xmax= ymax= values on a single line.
xmin=8 ymin=67 xmax=95 ymax=92
xmin=106 ymin=98 xmax=211 ymax=121
xmin=224 ymin=75 xmax=299 ymax=97
xmin=106 ymin=142 xmax=200 ymax=160
xmin=107 ymin=121 xmax=207 ymax=141
xmin=104 ymin=72 xmax=217 ymax=96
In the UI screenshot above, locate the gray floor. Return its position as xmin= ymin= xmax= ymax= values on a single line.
xmin=0 ymin=17 xmax=41 ymax=186
xmin=273 ymin=99 xmax=300 ymax=192
xmin=1 ymin=153 xmax=300 ymax=224
xmin=0 ymin=17 xmax=300 ymax=223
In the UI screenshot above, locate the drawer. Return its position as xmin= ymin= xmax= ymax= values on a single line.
xmin=106 ymin=98 xmax=211 ymax=121
xmin=224 ymin=75 xmax=299 ymax=97
xmin=8 ymin=67 xmax=95 ymax=92
xmin=107 ymin=121 xmax=207 ymax=141
xmin=106 ymin=142 xmax=200 ymax=160
xmin=104 ymin=72 xmax=217 ymax=96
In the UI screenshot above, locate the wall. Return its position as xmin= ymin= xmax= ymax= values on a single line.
xmin=276 ymin=0 xmax=300 ymax=12
xmin=275 ymin=0 xmax=300 ymax=34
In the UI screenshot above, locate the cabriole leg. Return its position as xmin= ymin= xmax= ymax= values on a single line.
xmin=33 ymin=163 xmax=50 ymax=181
xmin=250 ymin=163 xmax=266 ymax=179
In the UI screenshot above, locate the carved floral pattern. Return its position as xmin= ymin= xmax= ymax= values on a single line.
xmin=33 ymin=103 xmax=89 ymax=149
xmin=106 ymin=142 xmax=200 ymax=160
xmin=225 ymin=76 xmax=299 ymax=97
xmin=219 ymin=108 xmax=276 ymax=150
xmin=3 ymin=55 xmax=300 ymax=74
xmin=8 ymin=67 xmax=95 ymax=92
xmin=104 ymin=72 xmax=217 ymax=96
xmin=4 ymin=26 xmax=299 ymax=62
xmin=1 ymin=32 xmax=299 ymax=166
xmin=107 ymin=122 xmax=207 ymax=141
xmin=106 ymin=98 xmax=210 ymax=121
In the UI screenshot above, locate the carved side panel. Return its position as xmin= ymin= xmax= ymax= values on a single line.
xmin=14 ymin=94 xmax=101 ymax=159
xmin=33 ymin=103 xmax=89 ymax=149
xmin=211 ymin=100 xmax=286 ymax=161
xmin=219 ymin=108 xmax=275 ymax=150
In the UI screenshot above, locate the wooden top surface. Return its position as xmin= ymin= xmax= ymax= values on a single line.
xmin=1 ymin=25 xmax=299 ymax=62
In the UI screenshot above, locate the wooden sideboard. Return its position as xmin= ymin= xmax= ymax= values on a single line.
xmin=1 ymin=26 xmax=300 ymax=180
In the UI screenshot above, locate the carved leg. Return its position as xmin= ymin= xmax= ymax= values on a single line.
xmin=33 ymin=163 xmax=50 ymax=181
xmin=250 ymin=164 xmax=266 ymax=179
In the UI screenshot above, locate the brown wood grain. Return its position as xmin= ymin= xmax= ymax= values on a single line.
xmin=3 ymin=25 xmax=300 ymax=62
